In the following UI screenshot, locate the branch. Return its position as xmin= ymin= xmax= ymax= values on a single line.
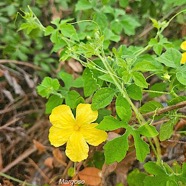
xmin=0 ymin=59 xmax=42 ymax=70
xmin=143 ymin=101 xmax=186 ymax=118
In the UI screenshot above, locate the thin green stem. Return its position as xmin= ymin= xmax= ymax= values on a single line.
xmin=143 ymin=89 xmax=170 ymax=95
xmin=98 ymin=50 xmax=162 ymax=163
xmin=0 ymin=172 xmax=37 ymax=186
xmin=98 ymin=52 xmax=145 ymax=125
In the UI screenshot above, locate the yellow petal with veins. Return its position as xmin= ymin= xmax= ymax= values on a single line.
xmin=49 ymin=105 xmax=75 ymax=128
xmin=81 ymin=123 xmax=107 ymax=146
xmin=76 ymin=104 xmax=98 ymax=125
xmin=49 ymin=126 xmax=73 ymax=147
xmin=66 ymin=132 xmax=89 ymax=162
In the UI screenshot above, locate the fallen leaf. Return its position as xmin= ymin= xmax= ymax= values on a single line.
xmin=53 ymin=148 xmax=67 ymax=167
xmin=78 ymin=167 xmax=102 ymax=186
xmin=44 ymin=157 xmax=54 ymax=169
xmin=68 ymin=59 xmax=83 ymax=73
xmin=33 ymin=140 xmax=46 ymax=154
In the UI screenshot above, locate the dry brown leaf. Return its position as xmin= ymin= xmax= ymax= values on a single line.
xmin=78 ymin=167 xmax=102 ymax=186
xmin=2 ymin=179 xmax=14 ymax=186
xmin=33 ymin=140 xmax=46 ymax=154
xmin=68 ymin=59 xmax=83 ymax=73
xmin=53 ymin=148 xmax=67 ymax=167
xmin=44 ymin=157 xmax=54 ymax=169
xmin=102 ymin=162 xmax=117 ymax=177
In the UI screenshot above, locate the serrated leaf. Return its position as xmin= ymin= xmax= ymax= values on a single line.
xmin=132 ymin=72 xmax=148 ymax=88
xmin=157 ymin=48 xmax=182 ymax=68
xmin=83 ymin=68 xmax=99 ymax=97
xmin=104 ymin=132 xmax=129 ymax=164
xmin=139 ymin=101 xmax=163 ymax=114
xmin=144 ymin=162 xmax=166 ymax=176
xmin=60 ymin=23 xmax=79 ymax=41
xmin=132 ymin=131 xmax=150 ymax=162
xmin=45 ymin=95 xmax=63 ymax=114
xmin=116 ymin=95 xmax=132 ymax=121
xmin=92 ymin=88 xmax=115 ymax=110
xmin=126 ymin=84 xmax=142 ymax=100
xmin=133 ymin=60 xmax=163 ymax=72
xmin=65 ymin=90 xmax=84 ymax=109
xmin=176 ymin=66 xmax=186 ymax=85
xmin=99 ymin=74 xmax=114 ymax=84
xmin=149 ymin=82 xmax=167 ymax=98
xmin=159 ymin=120 xmax=176 ymax=141
xmin=138 ymin=124 xmax=158 ymax=137
xmin=37 ymin=77 xmax=60 ymax=98
xmin=58 ymin=71 xmax=73 ymax=90
xmin=96 ymin=116 xmax=127 ymax=131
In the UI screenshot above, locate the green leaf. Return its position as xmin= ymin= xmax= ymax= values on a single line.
xmin=121 ymin=15 xmax=140 ymax=36
xmin=157 ymin=48 xmax=182 ymax=68
xmin=83 ymin=68 xmax=99 ymax=97
xmin=44 ymin=26 xmax=54 ymax=36
xmin=116 ymin=95 xmax=132 ymax=122
xmin=133 ymin=60 xmax=163 ymax=72
xmin=58 ymin=71 xmax=73 ymax=90
xmin=45 ymin=95 xmax=63 ymax=114
xmin=99 ymin=74 xmax=115 ymax=84
xmin=37 ymin=77 xmax=60 ymax=98
xmin=92 ymin=88 xmax=115 ymax=110
xmin=176 ymin=65 xmax=186 ymax=85
xmin=60 ymin=23 xmax=79 ymax=41
xmin=139 ymin=101 xmax=163 ymax=114
xmin=119 ymin=0 xmax=129 ymax=8
xmin=104 ymin=133 xmax=129 ymax=164
xmin=144 ymin=162 xmax=165 ymax=176
xmin=97 ymin=116 xmax=127 ymax=131
xmin=73 ymin=76 xmax=84 ymax=88
xmin=127 ymin=169 xmax=147 ymax=186
xmin=132 ymin=72 xmax=148 ymax=88
xmin=93 ymin=12 xmax=108 ymax=30
xmin=149 ymin=83 xmax=167 ymax=98
xmin=65 ymin=90 xmax=84 ymax=109
xmin=138 ymin=124 xmax=159 ymax=137
xmin=132 ymin=131 xmax=150 ymax=162
xmin=127 ymin=84 xmax=142 ymax=100
xmin=75 ymin=0 xmax=92 ymax=11
xmin=159 ymin=120 xmax=177 ymax=141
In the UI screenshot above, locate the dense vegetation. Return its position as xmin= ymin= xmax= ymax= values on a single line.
xmin=1 ymin=0 xmax=186 ymax=186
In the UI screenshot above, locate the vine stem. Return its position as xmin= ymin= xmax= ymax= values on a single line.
xmin=98 ymin=50 xmax=162 ymax=163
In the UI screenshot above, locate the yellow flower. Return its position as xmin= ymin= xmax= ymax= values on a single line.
xmin=181 ymin=52 xmax=186 ymax=64
xmin=49 ymin=103 xmax=107 ymax=162
xmin=180 ymin=41 xmax=186 ymax=51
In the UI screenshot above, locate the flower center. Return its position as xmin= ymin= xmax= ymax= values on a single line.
xmin=74 ymin=124 xmax=80 ymax=131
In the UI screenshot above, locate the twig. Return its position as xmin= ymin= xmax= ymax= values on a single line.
xmin=0 ymin=59 xmax=42 ymax=70
xmin=0 ymin=117 xmax=20 ymax=130
xmin=29 ymin=158 xmax=50 ymax=183
xmin=1 ymin=146 xmax=36 ymax=173
xmin=143 ymin=101 xmax=186 ymax=118
xmin=0 ymin=172 xmax=38 ymax=186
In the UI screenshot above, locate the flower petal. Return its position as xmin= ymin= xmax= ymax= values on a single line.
xmin=49 ymin=126 xmax=72 ymax=147
xmin=81 ymin=123 xmax=107 ymax=146
xmin=66 ymin=132 xmax=89 ymax=162
xmin=76 ymin=104 xmax=98 ymax=125
xmin=181 ymin=52 xmax=186 ymax=64
xmin=49 ymin=105 xmax=75 ymax=128
xmin=181 ymin=41 xmax=186 ymax=50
